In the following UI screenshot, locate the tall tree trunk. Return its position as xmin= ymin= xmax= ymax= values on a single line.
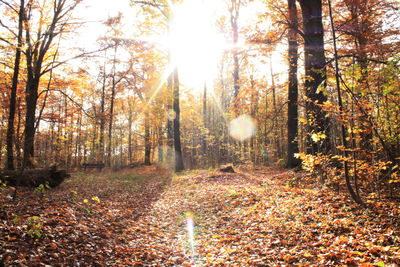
xmin=173 ymin=68 xmax=184 ymax=172
xmin=250 ymin=75 xmax=257 ymax=164
xmin=270 ymin=58 xmax=280 ymax=160
xmin=107 ymin=49 xmax=117 ymax=167
xmin=107 ymin=89 xmax=115 ymax=167
xmin=299 ymin=0 xmax=330 ymax=154
xmin=264 ymin=89 xmax=269 ymax=165
xmin=91 ymin=117 xmax=97 ymax=162
xmin=57 ymin=102 xmax=63 ymax=165
xmin=167 ymin=67 xmax=174 ymax=166
xmin=219 ymin=63 xmax=228 ymax=164
xmin=22 ymin=0 xmax=74 ymax=168
xmin=0 ymin=130 xmax=3 ymax=166
xmin=144 ymin=109 xmax=151 ymax=165
xmin=99 ymin=57 xmax=106 ymax=163
xmin=16 ymin=99 xmax=22 ymax=167
xmin=192 ymin=119 xmax=196 ymax=169
xmin=286 ymin=0 xmax=300 ymax=168
xmin=23 ymin=77 xmax=40 ymax=168
xmin=231 ymin=0 xmax=240 ymax=112
xmin=64 ymin=94 xmax=68 ymax=168
xmin=120 ymin=127 xmax=124 ymax=167
xmin=6 ymin=0 xmax=25 ymax=170
xmin=231 ymin=2 xmax=240 ymax=163
xmin=75 ymin=111 xmax=82 ymax=168
xmin=202 ymin=83 xmax=207 ymax=167
xmin=158 ymin=126 xmax=163 ymax=163
xmin=128 ymin=105 xmax=133 ymax=165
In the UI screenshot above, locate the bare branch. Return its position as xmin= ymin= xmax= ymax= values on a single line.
xmin=324 ymin=54 xmax=389 ymax=69
xmin=38 ymin=88 xmax=94 ymax=119
xmin=0 ymin=0 xmax=18 ymax=13
xmin=0 ymin=19 xmax=18 ymax=38
xmin=131 ymin=0 xmax=169 ymax=18
xmin=40 ymin=45 xmax=116 ymax=76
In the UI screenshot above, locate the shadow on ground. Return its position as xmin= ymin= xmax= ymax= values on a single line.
xmin=0 ymin=165 xmax=172 ymax=265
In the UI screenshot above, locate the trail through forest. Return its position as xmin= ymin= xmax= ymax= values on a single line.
xmin=1 ymin=166 xmax=400 ymax=266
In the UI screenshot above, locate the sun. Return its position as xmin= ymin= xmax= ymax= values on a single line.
xmin=169 ymin=0 xmax=226 ymax=92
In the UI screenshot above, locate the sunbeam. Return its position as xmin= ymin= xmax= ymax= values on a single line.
xmin=169 ymin=0 xmax=226 ymax=92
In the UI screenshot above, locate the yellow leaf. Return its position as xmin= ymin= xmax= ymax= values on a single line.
xmin=92 ymin=196 xmax=100 ymax=203
xmin=353 ymin=251 xmax=364 ymax=256
xmin=304 ymin=252 xmax=312 ymax=258
xmin=283 ymin=254 xmax=291 ymax=262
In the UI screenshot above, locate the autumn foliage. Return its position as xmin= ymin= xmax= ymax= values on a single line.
xmin=1 ymin=0 xmax=400 ymax=264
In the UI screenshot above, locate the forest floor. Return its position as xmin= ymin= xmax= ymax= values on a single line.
xmin=1 ymin=165 xmax=400 ymax=266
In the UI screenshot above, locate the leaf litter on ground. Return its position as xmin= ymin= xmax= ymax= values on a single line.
xmin=1 ymin=165 xmax=399 ymax=266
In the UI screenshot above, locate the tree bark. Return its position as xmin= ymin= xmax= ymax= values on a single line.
xmin=202 ymin=82 xmax=207 ymax=166
xmin=15 ymin=99 xmax=22 ymax=167
xmin=230 ymin=0 xmax=240 ymax=113
xmin=75 ymin=111 xmax=82 ymax=168
xmin=286 ymin=0 xmax=300 ymax=168
xmin=167 ymin=72 xmax=174 ymax=166
xmin=107 ymin=48 xmax=118 ymax=167
xmin=23 ymin=77 xmax=40 ymax=168
xmin=99 ymin=56 xmax=106 ymax=163
xmin=270 ymin=57 xmax=280 ymax=160
xmin=250 ymin=75 xmax=257 ymax=164
xmin=128 ymin=103 xmax=133 ymax=165
xmin=299 ymin=0 xmax=330 ymax=154
xmin=173 ymin=68 xmax=184 ymax=172
xmin=144 ymin=109 xmax=151 ymax=165
xmin=6 ymin=0 xmax=25 ymax=170
xmin=158 ymin=126 xmax=163 ymax=163
xmin=264 ymin=88 xmax=269 ymax=165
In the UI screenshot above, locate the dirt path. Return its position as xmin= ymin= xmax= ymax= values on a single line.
xmin=1 ymin=167 xmax=399 ymax=265
xmin=109 ymin=168 xmax=400 ymax=265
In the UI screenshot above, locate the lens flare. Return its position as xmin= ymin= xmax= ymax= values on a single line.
xmin=185 ymin=212 xmax=195 ymax=255
xmin=229 ymin=114 xmax=256 ymax=141
xmin=167 ymin=109 xmax=176 ymax=121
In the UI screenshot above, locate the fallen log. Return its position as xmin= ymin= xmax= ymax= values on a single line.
xmin=219 ymin=166 xmax=235 ymax=173
xmin=0 ymin=166 xmax=70 ymax=188
xmin=82 ymin=162 xmax=104 ymax=171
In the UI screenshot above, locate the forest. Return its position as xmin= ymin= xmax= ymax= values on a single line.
xmin=1 ymin=0 xmax=400 ymax=265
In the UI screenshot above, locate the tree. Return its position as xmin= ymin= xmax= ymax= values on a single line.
xmin=22 ymin=0 xmax=81 ymax=168
xmin=2 ymin=0 xmax=26 ymax=170
xmin=173 ymin=68 xmax=184 ymax=171
xmin=335 ymin=0 xmax=400 ymax=155
xmin=286 ymin=0 xmax=299 ymax=168
xmin=229 ymin=0 xmax=242 ymax=112
xmin=328 ymin=0 xmax=362 ymax=204
xmin=202 ymin=82 xmax=207 ymax=166
xmin=101 ymin=14 xmax=133 ymax=167
xmin=132 ymin=0 xmax=184 ymax=171
xmin=299 ymin=0 xmax=330 ymax=155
